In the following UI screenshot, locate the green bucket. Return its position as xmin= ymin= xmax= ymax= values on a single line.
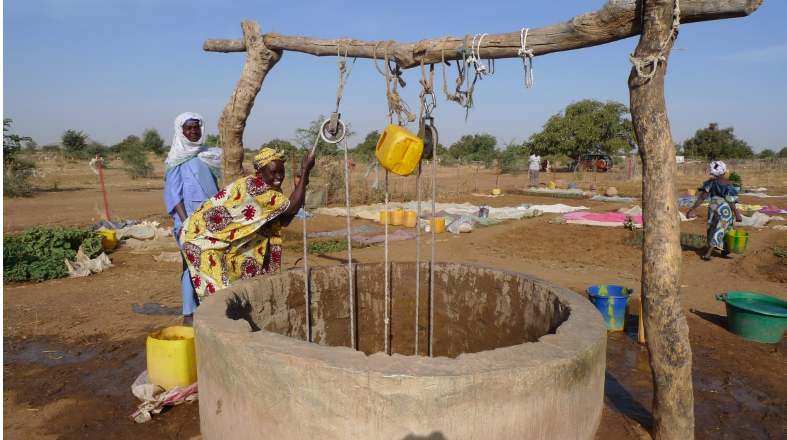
xmin=723 ymin=230 xmax=749 ymax=254
xmin=716 ymin=292 xmax=787 ymax=343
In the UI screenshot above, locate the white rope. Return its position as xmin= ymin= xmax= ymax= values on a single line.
xmin=341 ymin=135 xmax=355 ymax=350
xmin=519 ymin=28 xmax=534 ymax=88
xmin=468 ymin=33 xmax=494 ymax=77
xmin=302 ymin=172 xmax=311 ymax=343
xmin=384 ymin=171 xmax=390 ymax=355
xmin=629 ymin=0 xmax=681 ymax=80
xmin=429 ymin=126 xmax=437 ymax=358
xmin=415 ymin=163 xmax=422 ymax=355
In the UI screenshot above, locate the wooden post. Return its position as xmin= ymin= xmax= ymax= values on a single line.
xmin=638 ymin=299 xmax=646 ymax=344
xmin=96 ymin=154 xmax=111 ymax=221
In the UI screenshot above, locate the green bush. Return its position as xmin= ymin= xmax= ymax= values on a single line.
xmin=728 ymin=171 xmax=742 ymax=184
xmin=3 ymin=227 xmax=103 ymax=282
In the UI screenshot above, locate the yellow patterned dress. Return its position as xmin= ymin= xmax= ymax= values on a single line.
xmin=179 ymin=175 xmax=290 ymax=301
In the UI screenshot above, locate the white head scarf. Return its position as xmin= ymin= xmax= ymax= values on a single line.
xmin=165 ymin=112 xmax=222 ymax=172
xmin=709 ymin=160 xmax=727 ymax=177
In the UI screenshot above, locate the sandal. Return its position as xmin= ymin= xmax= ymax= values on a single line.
xmin=701 ymin=255 xmax=712 ymax=261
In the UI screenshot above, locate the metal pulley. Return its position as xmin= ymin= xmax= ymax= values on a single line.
xmin=418 ymin=116 xmax=437 ymax=160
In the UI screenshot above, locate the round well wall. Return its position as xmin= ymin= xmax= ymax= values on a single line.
xmin=194 ymin=262 xmax=607 ymax=439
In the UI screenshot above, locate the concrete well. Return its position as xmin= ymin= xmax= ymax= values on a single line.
xmin=194 ymin=262 xmax=607 ymax=439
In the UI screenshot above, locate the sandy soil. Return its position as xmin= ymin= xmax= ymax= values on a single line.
xmin=3 ymin=156 xmax=787 ymax=439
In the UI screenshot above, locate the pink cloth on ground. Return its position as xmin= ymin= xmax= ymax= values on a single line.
xmin=562 ymin=211 xmax=643 ymax=224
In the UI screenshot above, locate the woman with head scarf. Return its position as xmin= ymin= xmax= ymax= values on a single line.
xmin=686 ymin=160 xmax=743 ymax=260
xmin=164 ymin=112 xmax=222 ymax=324
xmin=179 ymin=148 xmax=316 ymax=302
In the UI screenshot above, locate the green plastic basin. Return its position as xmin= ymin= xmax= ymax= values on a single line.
xmin=716 ymin=291 xmax=787 ymax=343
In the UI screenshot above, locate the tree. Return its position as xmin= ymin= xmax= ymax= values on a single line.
xmin=61 ymin=129 xmax=89 ymax=157
xmin=142 ymin=128 xmax=165 ymax=155
xmin=680 ymin=123 xmax=754 ymax=160
xmin=3 ymin=118 xmax=36 ymax=197
xmin=447 ymin=133 xmax=497 ymax=166
xmin=24 ymin=139 xmax=38 ymax=153
xmin=352 ymin=130 xmax=380 ymax=161
xmin=204 ymin=134 xmax=221 ymax=148
xmin=757 ymin=149 xmax=775 ymax=159
xmin=112 ymin=135 xmax=152 ymax=179
xmin=778 ymin=147 xmax=787 ymax=159
xmin=528 ymin=99 xmax=635 ymax=159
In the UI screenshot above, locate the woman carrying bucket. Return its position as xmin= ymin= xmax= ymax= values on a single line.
xmin=686 ymin=160 xmax=743 ymax=261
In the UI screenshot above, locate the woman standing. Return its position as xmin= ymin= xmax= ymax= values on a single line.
xmin=164 ymin=112 xmax=222 ymax=325
xmin=686 ymin=160 xmax=743 ymax=261
xmin=180 ymin=148 xmax=315 ymax=302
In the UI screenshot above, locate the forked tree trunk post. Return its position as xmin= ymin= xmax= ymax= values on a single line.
xmin=628 ymin=1 xmax=695 ymax=438
xmin=206 ymin=0 xmax=764 ymax=437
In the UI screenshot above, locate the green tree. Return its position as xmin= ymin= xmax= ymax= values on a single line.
xmin=112 ymin=135 xmax=152 ymax=179
xmin=293 ymin=115 xmax=356 ymax=158
xmin=757 ymin=149 xmax=776 ymax=159
xmin=778 ymin=147 xmax=787 ymax=158
xmin=142 ymin=128 xmax=165 ymax=155
xmin=527 ymin=99 xmax=635 ymax=159
xmin=3 ymin=119 xmax=36 ymax=197
xmin=24 ymin=139 xmax=38 ymax=153
xmin=680 ymin=123 xmax=754 ymax=160
xmin=61 ymin=129 xmax=89 ymax=157
xmin=447 ymin=133 xmax=498 ymax=166
xmin=351 ymin=130 xmax=380 ymax=161
xmin=204 ymin=134 xmax=221 ymax=148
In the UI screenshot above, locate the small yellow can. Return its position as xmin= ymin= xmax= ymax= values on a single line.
xmin=147 ymin=326 xmax=197 ymax=390
xmin=96 ymin=229 xmax=117 ymax=250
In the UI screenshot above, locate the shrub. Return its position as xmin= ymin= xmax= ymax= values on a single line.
xmin=3 ymin=227 xmax=103 ymax=282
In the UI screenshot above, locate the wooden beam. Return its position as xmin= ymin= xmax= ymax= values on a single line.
xmin=203 ymin=0 xmax=762 ymax=69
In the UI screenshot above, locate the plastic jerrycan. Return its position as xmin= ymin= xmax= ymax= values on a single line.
xmin=376 ymin=125 xmax=424 ymax=176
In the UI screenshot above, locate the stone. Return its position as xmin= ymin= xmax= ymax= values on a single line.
xmin=605 ymin=187 xmax=618 ymax=197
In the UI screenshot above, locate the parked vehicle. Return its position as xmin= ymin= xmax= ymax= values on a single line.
xmin=568 ymin=154 xmax=614 ymax=172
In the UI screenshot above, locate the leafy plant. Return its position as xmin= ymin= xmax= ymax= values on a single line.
xmin=3 ymin=227 xmax=104 ymax=282
xmin=728 ymin=171 xmax=742 ymax=184
xmin=773 ymin=245 xmax=787 ymax=259
xmin=289 ymin=239 xmax=364 ymax=254
xmin=623 ymin=215 xmax=636 ymax=230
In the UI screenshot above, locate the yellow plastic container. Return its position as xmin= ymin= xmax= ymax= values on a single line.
xmin=376 ymin=125 xmax=424 ymax=176
xmin=379 ymin=210 xmax=393 ymax=224
xmin=492 ymin=188 xmax=501 ymax=195
xmin=96 ymin=229 xmax=117 ymax=250
xmin=430 ymin=217 xmax=446 ymax=234
xmin=147 ymin=326 xmax=197 ymax=390
xmin=391 ymin=209 xmax=404 ymax=226
xmin=403 ymin=211 xmax=418 ymax=228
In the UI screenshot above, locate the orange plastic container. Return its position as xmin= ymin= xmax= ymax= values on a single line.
xmin=403 ymin=211 xmax=418 ymax=228
xmin=376 ymin=125 xmax=424 ymax=176
xmin=379 ymin=210 xmax=393 ymax=224
xmin=391 ymin=209 xmax=404 ymax=226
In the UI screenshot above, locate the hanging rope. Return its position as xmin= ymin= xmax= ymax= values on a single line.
xmin=374 ymin=41 xmax=416 ymax=126
xmin=384 ymin=170 xmax=391 ymax=355
xmin=441 ymin=36 xmax=464 ymax=107
xmin=335 ymin=39 xmax=357 ymax=113
xmin=428 ymin=124 xmax=438 ymax=358
xmin=418 ymin=58 xmax=436 ymax=121
xmin=302 ymin=137 xmax=319 ymax=342
xmin=519 ymin=28 xmax=534 ymax=88
xmin=469 ymin=33 xmax=494 ymax=76
xmin=341 ymin=134 xmax=356 ymax=350
xmin=629 ymin=0 xmax=681 ymax=80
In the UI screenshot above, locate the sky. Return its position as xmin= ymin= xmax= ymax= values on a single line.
xmin=3 ymin=0 xmax=786 ymax=153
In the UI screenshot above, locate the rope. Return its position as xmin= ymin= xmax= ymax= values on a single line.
xmin=415 ymin=162 xmax=421 ymax=355
xmin=341 ymin=135 xmax=356 ymax=350
xmin=302 ymin=139 xmax=318 ymax=343
xmin=384 ymin=170 xmax=390 ymax=355
xmin=429 ymin=125 xmax=438 ymax=358
xmin=519 ymin=28 xmax=534 ymax=88
xmin=469 ymin=33 xmax=494 ymax=76
xmin=335 ymin=39 xmax=357 ymax=113
xmin=374 ymin=41 xmax=416 ymax=126
xmin=419 ymin=58 xmax=436 ymax=121
xmin=629 ymin=0 xmax=681 ymax=80
xmin=441 ymin=36 xmax=464 ymax=106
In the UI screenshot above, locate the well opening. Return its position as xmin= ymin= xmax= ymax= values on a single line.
xmin=224 ymin=262 xmax=567 ymax=358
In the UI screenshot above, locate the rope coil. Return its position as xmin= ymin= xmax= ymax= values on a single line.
xmin=629 ymin=0 xmax=681 ymax=80
xmin=519 ymin=28 xmax=534 ymax=88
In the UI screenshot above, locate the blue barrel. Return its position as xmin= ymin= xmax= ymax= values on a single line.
xmin=586 ymin=285 xmax=634 ymax=331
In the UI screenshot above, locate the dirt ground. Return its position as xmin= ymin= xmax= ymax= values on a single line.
xmin=4 ymin=156 xmax=787 ymax=439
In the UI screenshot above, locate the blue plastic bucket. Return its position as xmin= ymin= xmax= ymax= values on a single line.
xmin=586 ymin=285 xmax=634 ymax=331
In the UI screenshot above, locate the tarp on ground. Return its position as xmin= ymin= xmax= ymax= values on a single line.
xmin=314 ymin=201 xmax=543 ymax=221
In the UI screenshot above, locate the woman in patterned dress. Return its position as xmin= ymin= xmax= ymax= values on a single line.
xmin=686 ymin=160 xmax=743 ymax=261
xmin=179 ymin=148 xmax=315 ymax=302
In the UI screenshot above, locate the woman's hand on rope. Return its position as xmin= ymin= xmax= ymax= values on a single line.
xmin=301 ymin=152 xmax=316 ymax=183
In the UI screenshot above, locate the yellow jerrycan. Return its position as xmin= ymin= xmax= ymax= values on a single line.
xmin=376 ymin=125 xmax=424 ymax=176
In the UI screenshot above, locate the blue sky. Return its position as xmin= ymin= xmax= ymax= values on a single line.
xmin=4 ymin=0 xmax=786 ymax=153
